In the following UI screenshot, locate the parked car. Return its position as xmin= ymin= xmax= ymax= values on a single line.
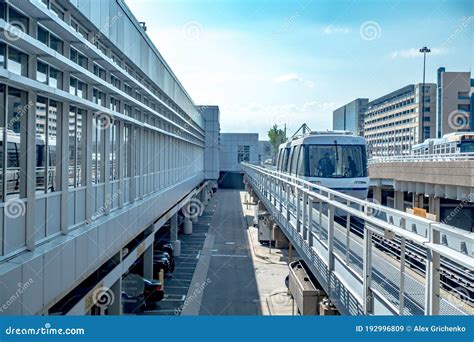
xmin=155 ymin=241 xmax=174 ymax=258
xmin=130 ymin=255 xmax=172 ymax=278
xmin=154 ymin=251 xmax=175 ymax=272
xmin=122 ymin=273 xmax=164 ymax=308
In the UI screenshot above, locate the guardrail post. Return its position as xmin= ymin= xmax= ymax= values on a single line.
xmin=363 ymin=206 xmax=373 ymax=315
xmin=424 ymin=225 xmax=440 ymax=315
xmin=318 ymin=191 xmax=323 ymax=239
xmin=302 ymin=191 xmax=308 ymax=239
xmin=308 ymin=197 xmax=313 ymax=247
xmin=296 ymin=188 xmax=301 ymax=233
xmin=327 ymin=193 xmax=335 ymax=273
xmin=345 ymin=199 xmax=351 ymax=264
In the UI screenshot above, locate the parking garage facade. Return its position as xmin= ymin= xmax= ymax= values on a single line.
xmin=0 ymin=0 xmax=218 ymax=315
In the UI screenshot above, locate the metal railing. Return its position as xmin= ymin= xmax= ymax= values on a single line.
xmin=369 ymin=152 xmax=474 ymax=164
xmin=242 ymin=163 xmax=474 ymax=316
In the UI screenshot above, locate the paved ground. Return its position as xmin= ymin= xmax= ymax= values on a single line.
xmin=240 ymin=191 xmax=296 ymax=315
xmin=138 ymin=204 xmax=215 ymax=315
xmin=191 ymin=190 xmax=260 ymax=315
xmin=180 ymin=189 xmax=296 ymax=316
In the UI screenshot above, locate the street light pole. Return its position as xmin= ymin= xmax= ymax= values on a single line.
xmin=419 ymin=46 xmax=431 ymax=141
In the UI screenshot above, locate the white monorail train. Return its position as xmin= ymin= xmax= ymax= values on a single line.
xmin=412 ymin=132 xmax=474 ymax=155
xmin=275 ymin=131 xmax=369 ymax=199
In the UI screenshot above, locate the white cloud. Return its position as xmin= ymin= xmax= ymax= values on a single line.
xmin=273 ymin=73 xmax=315 ymax=88
xmin=390 ymin=47 xmax=447 ymax=59
xmin=220 ymin=100 xmax=337 ymax=138
xmin=274 ymin=73 xmax=302 ymax=83
xmin=323 ymin=25 xmax=351 ymax=35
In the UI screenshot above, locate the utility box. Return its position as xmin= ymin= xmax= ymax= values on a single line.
xmin=319 ymin=298 xmax=338 ymax=316
xmin=258 ymin=214 xmax=272 ymax=243
xmin=288 ymin=261 xmax=325 ymax=315
xmin=272 ymin=225 xmax=289 ymax=249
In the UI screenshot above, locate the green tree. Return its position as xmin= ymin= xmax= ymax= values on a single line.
xmin=267 ymin=124 xmax=286 ymax=162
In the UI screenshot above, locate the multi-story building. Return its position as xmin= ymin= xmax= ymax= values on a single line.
xmin=364 ymin=84 xmax=436 ymax=157
xmin=332 ymin=98 xmax=368 ymax=136
xmin=436 ymin=68 xmax=473 ymax=137
xmin=0 ymin=0 xmax=218 ymax=315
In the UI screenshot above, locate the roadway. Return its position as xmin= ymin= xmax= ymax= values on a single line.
xmin=193 ymin=190 xmax=260 ymax=315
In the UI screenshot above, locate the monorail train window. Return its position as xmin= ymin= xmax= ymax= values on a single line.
xmin=307 ymin=145 xmax=367 ymax=178
xmin=282 ymin=148 xmax=290 ymax=173
xmin=290 ymin=146 xmax=300 ymax=175
xmin=297 ymin=146 xmax=305 ymax=176
xmin=460 ymin=141 xmax=474 ymax=153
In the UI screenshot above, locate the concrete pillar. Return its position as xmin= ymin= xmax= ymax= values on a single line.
xmin=372 ymin=187 xmax=382 ymax=204
xmin=183 ymin=217 xmax=193 ymax=235
xmin=394 ymin=191 xmax=404 ymax=211
xmin=143 ymin=244 xmax=154 ymax=280
xmin=414 ymin=194 xmax=424 ymax=209
xmin=108 ymin=278 xmax=122 ymax=315
xmin=428 ymin=196 xmax=440 ymax=220
xmin=170 ymin=213 xmax=181 ymax=256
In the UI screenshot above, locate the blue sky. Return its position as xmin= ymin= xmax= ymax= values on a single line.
xmin=125 ymin=0 xmax=473 ymax=139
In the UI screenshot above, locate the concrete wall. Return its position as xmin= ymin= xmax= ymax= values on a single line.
xmin=219 ymin=133 xmax=259 ymax=172
xmin=200 ymin=106 xmax=220 ymax=180
xmin=439 ymin=71 xmax=472 ymax=136
xmin=369 ymin=161 xmax=474 ymax=188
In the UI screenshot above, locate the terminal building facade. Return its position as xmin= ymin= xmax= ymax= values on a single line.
xmin=332 ymin=98 xmax=368 ymax=136
xmin=363 ymin=83 xmax=436 ymax=157
xmin=0 ymin=0 xmax=218 ymax=315
xmin=436 ymin=68 xmax=473 ymax=137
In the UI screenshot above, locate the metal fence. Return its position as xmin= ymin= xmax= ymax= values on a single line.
xmin=242 ymin=163 xmax=473 ymax=316
xmin=369 ymin=153 xmax=474 ymax=164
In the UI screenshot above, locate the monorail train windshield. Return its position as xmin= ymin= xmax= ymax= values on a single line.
xmin=307 ymin=144 xmax=367 ymax=178
xmin=460 ymin=140 xmax=474 ymax=152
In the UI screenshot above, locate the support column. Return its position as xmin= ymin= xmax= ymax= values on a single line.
xmin=170 ymin=213 xmax=181 ymax=256
xmin=428 ymin=196 xmax=440 ymax=220
xmin=394 ymin=190 xmax=404 ymax=212
xmin=372 ymin=186 xmax=382 ymax=204
xmin=143 ymin=244 xmax=154 ymax=280
xmin=183 ymin=217 xmax=193 ymax=235
xmin=108 ymin=278 xmax=122 ymax=315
